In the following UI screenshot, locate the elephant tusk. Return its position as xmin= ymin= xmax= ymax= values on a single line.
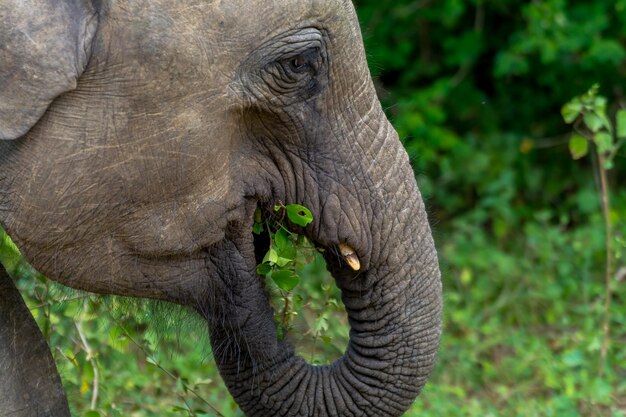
xmin=338 ymin=243 xmax=360 ymax=271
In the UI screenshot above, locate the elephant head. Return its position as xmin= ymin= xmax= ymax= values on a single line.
xmin=0 ymin=0 xmax=442 ymax=415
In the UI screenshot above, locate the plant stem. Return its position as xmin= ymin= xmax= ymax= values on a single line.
xmin=281 ymin=292 xmax=291 ymax=331
xmin=29 ymin=294 xmax=92 ymax=310
xmin=75 ymin=321 xmax=99 ymax=410
xmin=597 ymin=152 xmax=613 ymax=375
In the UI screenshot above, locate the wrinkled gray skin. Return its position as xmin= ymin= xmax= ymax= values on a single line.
xmin=0 ymin=266 xmax=71 ymax=417
xmin=0 ymin=0 xmax=442 ymax=416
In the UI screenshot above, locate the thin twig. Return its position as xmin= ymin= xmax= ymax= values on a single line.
xmin=56 ymin=346 xmax=78 ymax=367
xmin=280 ymin=292 xmax=291 ymax=332
xmin=29 ymin=294 xmax=92 ymax=311
xmin=597 ymin=152 xmax=613 ymax=375
xmin=177 ymin=391 xmax=196 ymax=417
xmin=528 ymin=134 xmax=571 ymax=149
xmin=609 ymin=137 xmax=625 ymax=161
xmin=75 ymin=321 xmax=99 ymax=410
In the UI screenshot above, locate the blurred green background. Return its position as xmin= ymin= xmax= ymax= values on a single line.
xmin=1 ymin=0 xmax=625 ymax=416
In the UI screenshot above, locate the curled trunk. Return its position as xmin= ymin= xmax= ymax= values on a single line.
xmin=205 ymin=198 xmax=442 ymax=417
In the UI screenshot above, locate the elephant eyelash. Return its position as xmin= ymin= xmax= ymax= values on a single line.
xmin=283 ymin=48 xmax=322 ymax=75
xmin=289 ymin=56 xmax=309 ymax=72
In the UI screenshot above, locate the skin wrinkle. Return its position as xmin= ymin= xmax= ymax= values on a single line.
xmin=335 ymin=361 xmax=375 ymax=412
xmin=238 ymin=28 xmax=329 ymax=107
xmin=333 ymin=374 xmax=357 ymax=417
xmin=245 ymin=98 xmax=366 ymax=258
xmin=316 ymin=88 xmax=379 ymax=222
xmin=298 ymin=100 xmax=373 ymax=262
xmin=376 ymin=176 xmax=420 ymax=269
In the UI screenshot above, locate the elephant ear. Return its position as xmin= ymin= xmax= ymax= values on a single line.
xmin=0 ymin=0 xmax=97 ymax=140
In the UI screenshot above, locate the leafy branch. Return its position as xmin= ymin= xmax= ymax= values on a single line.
xmin=561 ymin=84 xmax=625 ymax=375
xmin=254 ymin=203 xmax=317 ymax=339
xmin=253 ymin=203 xmax=347 ymax=359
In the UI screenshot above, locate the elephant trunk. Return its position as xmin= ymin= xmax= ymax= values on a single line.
xmin=204 ymin=152 xmax=442 ymax=416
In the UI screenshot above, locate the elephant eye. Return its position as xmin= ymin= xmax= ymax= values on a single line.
xmin=283 ymin=48 xmax=321 ymax=75
xmin=238 ymin=28 xmax=328 ymax=105
xmin=290 ymin=56 xmax=308 ymax=72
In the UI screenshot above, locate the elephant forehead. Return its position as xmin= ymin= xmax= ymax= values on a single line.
xmin=83 ymin=0 xmax=363 ymax=122
xmin=214 ymin=0 xmax=360 ymax=54
xmin=98 ymin=0 xmax=355 ymax=67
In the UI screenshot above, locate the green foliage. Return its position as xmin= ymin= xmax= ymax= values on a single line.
xmin=561 ymin=86 xmax=624 ymax=380
xmin=254 ymin=204 xmax=314 ymax=292
xmin=562 ymin=84 xmax=625 ymax=169
xmin=253 ymin=204 xmax=348 ymax=355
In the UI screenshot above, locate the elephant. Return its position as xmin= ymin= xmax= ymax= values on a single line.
xmin=0 ymin=0 xmax=443 ymax=416
xmin=0 ymin=265 xmax=71 ymax=416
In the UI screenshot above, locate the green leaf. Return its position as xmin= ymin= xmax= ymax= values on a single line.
xmin=590 ymin=378 xmax=613 ymax=403
xmin=271 ymin=270 xmax=300 ymax=291
xmin=263 ymin=247 xmax=278 ymax=265
xmin=275 ymin=256 xmax=294 ymax=267
xmin=313 ymin=315 xmax=329 ymax=333
xmin=252 ymin=222 xmax=264 ymax=235
xmin=285 ymin=204 xmax=313 ymax=226
xmin=616 ymin=109 xmax=626 ymax=139
xmin=256 ymin=263 xmax=272 ymax=276
xmin=593 ymin=132 xmax=613 ymax=153
xmin=274 ymin=228 xmax=291 ymax=250
xmin=320 ymin=335 xmax=333 ymax=345
xmin=108 ymin=326 xmax=129 ymax=352
xmin=175 ymin=377 xmax=186 ymax=393
xmin=568 ymin=135 xmax=588 ymax=160
xmin=593 ymin=96 xmax=608 ymax=113
xmin=171 ymin=406 xmax=188 ymax=413
xmin=583 ymin=113 xmax=604 ymax=132
xmin=82 ymin=361 xmax=95 ymax=381
xmin=84 ymin=411 xmax=101 ymax=417
xmin=561 ymin=99 xmax=582 ymax=123
xmin=282 ymin=246 xmax=297 ymax=261
xmin=274 ymin=229 xmax=297 ymax=261
xmin=562 ymin=350 xmax=584 ymax=367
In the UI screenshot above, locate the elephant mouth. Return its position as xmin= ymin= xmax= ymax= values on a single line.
xmin=250 ymin=202 xmax=362 ymax=281
xmin=203 ymin=197 xmax=442 ymax=417
xmin=199 ymin=199 xmax=364 ymax=364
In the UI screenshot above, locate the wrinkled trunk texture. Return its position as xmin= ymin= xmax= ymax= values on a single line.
xmin=206 ymin=196 xmax=442 ymax=417
xmin=0 ymin=265 xmax=71 ymax=417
